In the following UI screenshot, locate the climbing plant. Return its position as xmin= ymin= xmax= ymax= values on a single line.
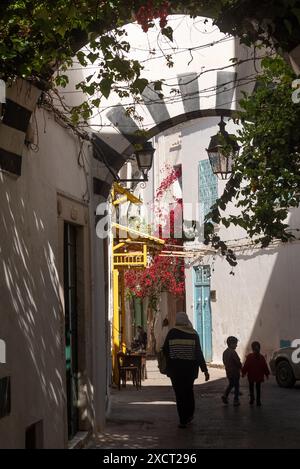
xmin=2 ymin=1 xmax=300 ymax=124
xmin=2 ymin=1 xmax=300 ymax=257
xmin=216 ymin=0 xmax=300 ymax=51
xmin=0 ymin=0 xmax=177 ymax=124
xmin=205 ymin=56 xmax=300 ymax=261
xmin=125 ymin=167 xmax=185 ymax=309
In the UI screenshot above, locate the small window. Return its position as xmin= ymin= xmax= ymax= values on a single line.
xmin=210 ymin=290 xmax=217 ymax=302
xmin=280 ymin=340 xmax=291 ymax=349
xmin=173 ymin=164 xmax=182 ymax=190
xmin=25 ymin=420 xmax=44 ymax=449
xmin=0 ymin=376 xmax=11 ymax=419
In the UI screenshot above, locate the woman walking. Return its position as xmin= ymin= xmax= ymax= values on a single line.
xmin=163 ymin=312 xmax=210 ymax=428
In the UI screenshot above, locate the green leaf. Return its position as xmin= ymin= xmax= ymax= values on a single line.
xmin=76 ymin=51 xmax=87 ymax=66
xmin=161 ymin=26 xmax=173 ymax=42
xmin=154 ymin=80 xmax=163 ymax=91
xmin=92 ymin=98 xmax=100 ymax=107
xmin=87 ymin=52 xmax=99 ymax=64
xmin=99 ymin=77 xmax=112 ymax=99
xmin=132 ymin=78 xmax=148 ymax=93
xmin=55 ymin=74 xmax=69 ymax=87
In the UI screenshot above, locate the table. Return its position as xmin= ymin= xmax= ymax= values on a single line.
xmin=125 ymin=352 xmax=147 ymax=388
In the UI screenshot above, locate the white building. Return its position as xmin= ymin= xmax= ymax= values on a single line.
xmin=148 ymin=118 xmax=300 ymax=364
xmin=1 ymin=14 xmax=299 ymax=448
xmin=0 ymin=80 xmax=109 ymax=448
xmin=85 ymin=16 xmax=300 ymax=364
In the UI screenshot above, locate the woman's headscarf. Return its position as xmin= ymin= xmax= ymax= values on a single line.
xmin=174 ymin=312 xmax=197 ymax=334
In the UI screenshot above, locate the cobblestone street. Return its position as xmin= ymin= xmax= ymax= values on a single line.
xmin=88 ymin=360 xmax=300 ymax=450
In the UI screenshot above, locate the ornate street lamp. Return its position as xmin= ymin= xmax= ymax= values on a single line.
xmin=93 ymin=134 xmax=155 ymax=183
xmin=134 ymin=141 xmax=155 ymax=182
xmin=206 ymin=116 xmax=239 ymax=179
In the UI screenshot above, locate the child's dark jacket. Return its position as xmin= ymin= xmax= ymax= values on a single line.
xmin=242 ymin=352 xmax=270 ymax=383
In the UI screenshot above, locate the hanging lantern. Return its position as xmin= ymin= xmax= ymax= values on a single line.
xmin=206 ymin=117 xmax=239 ymax=179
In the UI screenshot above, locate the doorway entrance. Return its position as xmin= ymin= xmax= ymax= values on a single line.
xmin=193 ymin=266 xmax=212 ymax=362
xmin=64 ymin=223 xmax=79 ymax=439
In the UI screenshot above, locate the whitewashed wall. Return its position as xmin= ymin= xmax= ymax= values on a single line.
xmin=58 ymin=15 xmax=253 ymax=152
xmin=151 ymin=116 xmax=300 ymax=365
xmin=0 ymin=109 xmax=107 ymax=447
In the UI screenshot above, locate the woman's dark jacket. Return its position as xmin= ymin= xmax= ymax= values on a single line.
xmin=162 ymin=327 xmax=208 ymax=380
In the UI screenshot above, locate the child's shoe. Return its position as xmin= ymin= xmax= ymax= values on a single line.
xmin=249 ymin=398 xmax=255 ymax=405
xmin=221 ymin=395 xmax=228 ymax=404
xmin=233 ymin=399 xmax=240 ymax=407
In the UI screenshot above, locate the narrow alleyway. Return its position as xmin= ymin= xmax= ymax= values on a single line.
xmin=88 ymin=360 xmax=300 ymax=449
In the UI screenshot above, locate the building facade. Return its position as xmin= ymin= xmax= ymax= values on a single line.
xmin=150 ymin=118 xmax=300 ymax=364
xmin=1 ymin=13 xmax=299 ymax=448
xmin=0 ymin=91 xmax=109 ymax=448
xmin=88 ymin=16 xmax=300 ymax=365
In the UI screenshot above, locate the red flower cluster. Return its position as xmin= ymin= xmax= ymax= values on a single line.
xmin=135 ymin=1 xmax=170 ymax=32
xmin=125 ymin=255 xmax=185 ymax=300
xmin=125 ymin=167 xmax=185 ymax=304
xmin=155 ymin=166 xmax=182 ymax=199
xmin=157 ymin=198 xmax=183 ymax=245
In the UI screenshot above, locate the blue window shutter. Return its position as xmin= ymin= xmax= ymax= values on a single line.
xmin=199 ymin=160 xmax=218 ymax=223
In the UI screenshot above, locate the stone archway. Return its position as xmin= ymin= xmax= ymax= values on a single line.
xmin=92 ymin=107 xmax=236 ymax=200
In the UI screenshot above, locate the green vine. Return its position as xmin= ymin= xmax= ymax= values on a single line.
xmin=205 ymin=56 xmax=300 ymax=263
xmin=1 ymin=1 xmax=300 ymax=263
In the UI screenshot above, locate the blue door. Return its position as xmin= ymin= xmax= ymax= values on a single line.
xmin=194 ymin=266 xmax=212 ymax=362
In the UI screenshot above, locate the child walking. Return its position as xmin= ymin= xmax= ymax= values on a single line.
xmin=242 ymin=341 xmax=270 ymax=406
xmin=222 ymin=336 xmax=242 ymax=406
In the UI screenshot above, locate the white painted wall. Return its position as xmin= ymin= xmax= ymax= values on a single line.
xmin=55 ymin=12 xmax=298 ymax=374
xmin=0 ymin=14 xmax=259 ymax=448
xmin=58 ymin=15 xmax=250 ymax=149
xmin=207 ymin=240 xmax=300 ymax=364
xmin=54 ymin=14 xmax=266 ymax=372
xmin=0 ymin=108 xmax=107 ymax=447
xmin=151 ymin=116 xmax=300 ymax=365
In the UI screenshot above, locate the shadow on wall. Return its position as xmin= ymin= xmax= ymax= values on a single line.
xmin=0 ymin=171 xmax=66 ymax=447
xmin=243 ymin=209 xmax=300 ymax=360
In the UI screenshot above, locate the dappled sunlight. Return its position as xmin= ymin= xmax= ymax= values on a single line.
xmin=0 ymin=176 xmax=66 ymax=442
xmin=84 ymin=378 xmax=96 ymax=428
xmin=129 ymin=401 xmax=176 ymax=405
xmin=89 ymin=364 xmax=300 ymax=449
xmin=93 ymin=432 xmax=160 ymax=449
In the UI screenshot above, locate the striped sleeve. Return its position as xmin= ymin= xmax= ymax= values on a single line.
xmin=169 ymin=338 xmax=197 ymax=360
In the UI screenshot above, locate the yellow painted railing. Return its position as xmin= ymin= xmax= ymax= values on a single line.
xmin=113 ymin=247 xmax=147 ymax=268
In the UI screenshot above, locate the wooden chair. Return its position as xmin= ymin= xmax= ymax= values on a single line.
xmin=126 ymin=354 xmax=142 ymax=388
xmin=117 ymin=352 xmax=139 ymax=390
xmin=129 ymin=353 xmax=147 ymax=384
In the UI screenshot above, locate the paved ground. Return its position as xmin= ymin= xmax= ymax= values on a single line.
xmin=88 ymin=360 xmax=300 ymax=449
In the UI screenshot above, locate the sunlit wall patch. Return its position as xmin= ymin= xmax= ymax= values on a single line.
xmin=0 ymin=339 xmax=6 ymax=364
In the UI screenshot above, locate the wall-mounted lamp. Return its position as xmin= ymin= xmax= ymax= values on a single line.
xmin=132 ymin=141 xmax=155 ymax=182
xmin=93 ymin=133 xmax=155 ymax=184
xmin=206 ymin=116 xmax=239 ymax=179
